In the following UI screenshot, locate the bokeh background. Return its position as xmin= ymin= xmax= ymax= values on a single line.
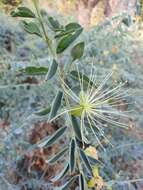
xmin=0 ymin=1 xmax=143 ymax=190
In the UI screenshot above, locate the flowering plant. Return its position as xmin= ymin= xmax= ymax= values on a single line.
xmin=11 ymin=1 xmax=130 ymax=189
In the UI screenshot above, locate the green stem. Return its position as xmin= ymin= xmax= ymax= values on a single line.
xmin=32 ymin=0 xmax=55 ymax=57
xmin=31 ymin=0 xmax=83 ymax=181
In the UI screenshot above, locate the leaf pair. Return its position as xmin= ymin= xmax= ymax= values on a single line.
xmin=48 ymin=16 xmax=63 ymax=32
xmin=22 ymin=21 xmax=42 ymax=37
xmin=56 ymin=23 xmax=83 ymax=54
xmin=11 ymin=7 xmax=35 ymax=18
xmin=11 ymin=7 xmax=42 ymax=37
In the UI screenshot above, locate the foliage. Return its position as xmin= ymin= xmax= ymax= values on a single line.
xmin=0 ymin=1 xmax=143 ymax=190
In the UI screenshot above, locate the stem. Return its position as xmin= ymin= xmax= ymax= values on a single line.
xmin=32 ymin=0 xmax=55 ymax=57
xmin=31 ymin=0 xmax=83 ymax=182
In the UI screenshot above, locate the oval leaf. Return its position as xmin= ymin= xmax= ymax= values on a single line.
xmin=48 ymin=16 xmax=62 ymax=31
xmin=51 ymin=163 xmax=69 ymax=182
xmin=19 ymin=66 xmax=48 ymax=75
xmin=22 ymin=21 xmax=42 ymax=37
xmin=71 ymin=116 xmax=82 ymax=141
xmin=65 ymin=23 xmax=82 ymax=31
xmin=69 ymin=138 xmax=77 ymax=173
xmin=38 ymin=126 xmax=67 ymax=148
xmin=11 ymin=7 xmax=35 ymax=18
xmin=46 ymin=59 xmax=58 ymax=80
xmin=79 ymin=149 xmax=92 ymax=176
xmin=49 ymin=90 xmax=63 ymax=120
xmin=56 ymin=28 xmax=83 ymax=54
xmin=59 ymin=175 xmax=78 ymax=190
xmin=71 ymin=42 xmax=85 ymax=61
xmin=47 ymin=147 xmax=68 ymax=164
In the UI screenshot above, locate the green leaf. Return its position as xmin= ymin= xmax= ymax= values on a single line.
xmin=22 ymin=21 xmax=42 ymax=37
xmin=71 ymin=42 xmax=85 ymax=61
xmin=79 ymin=173 xmax=87 ymax=190
xmin=59 ymin=175 xmax=78 ymax=190
xmin=46 ymin=59 xmax=58 ymax=80
xmin=51 ymin=163 xmax=69 ymax=182
xmin=11 ymin=7 xmax=35 ymax=18
xmin=69 ymin=138 xmax=77 ymax=173
xmin=38 ymin=126 xmax=67 ymax=148
xmin=65 ymin=23 xmax=82 ymax=31
xmin=19 ymin=66 xmax=48 ymax=75
xmin=34 ymin=106 xmax=51 ymax=116
xmin=122 ymin=15 xmax=132 ymax=27
xmin=48 ymin=16 xmax=62 ymax=31
xmin=55 ymin=22 xmax=82 ymax=39
xmin=49 ymin=90 xmax=63 ymax=120
xmin=55 ymin=30 xmax=73 ymax=39
xmin=71 ymin=116 xmax=82 ymax=141
xmin=56 ymin=28 xmax=83 ymax=54
xmin=79 ymin=149 xmax=92 ymax=176
xmin=47 ymin=147 xmax=68 ymax=164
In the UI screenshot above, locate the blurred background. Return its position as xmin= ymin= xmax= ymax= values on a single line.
xmin=0 ymin=1 xmax=143 ymax=190
xmin=0 ymin=0 xmax=139 ymax=27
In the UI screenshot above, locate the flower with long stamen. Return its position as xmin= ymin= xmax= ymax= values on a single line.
xmin=51 ymin=65 xmax=131 ymax=148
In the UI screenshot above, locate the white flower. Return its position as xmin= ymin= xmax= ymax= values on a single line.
xmin=51 ymin=64 xmax=131 ymax=148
